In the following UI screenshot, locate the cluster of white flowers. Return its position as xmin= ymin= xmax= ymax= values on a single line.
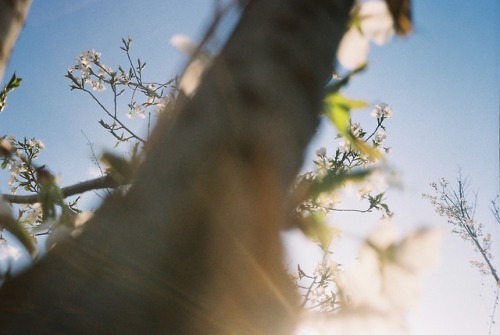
xmin=350 ymin=122 xmax=362 ymax=138
xmin=4 ymin=136 xmax=45 ymax=194
xmin=69 ymin=49 xmax=112 ymax=92
xmin=19 ymin=203 xmax=43 ymax=224
xmin=371 ymin=103 xmax=393 ymax=119
xmin=8 ymin=159 xmax=27 ymax=194
xmin=294 ymin=257 xmax=343 ymax=313
xmin=423 ymin=177 xmax=498 ymax=283
xmin=27 ymin=138 xmax=45 ymax=149
xmin=315 ymin=147 xmax=327 ymax=158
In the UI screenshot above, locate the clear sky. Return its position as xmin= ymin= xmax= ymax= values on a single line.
xmin=1 ymin=1 xmax=498 ymax=335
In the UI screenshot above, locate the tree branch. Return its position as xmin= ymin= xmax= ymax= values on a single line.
xmin=2 ymin=175 xmax=121 ymax=204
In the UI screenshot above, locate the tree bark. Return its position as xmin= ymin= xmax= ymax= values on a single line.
xmin=0 ymin=0 xmax=353 ymax=334
xmin=0 ymin=0 xmax=31 ymax=83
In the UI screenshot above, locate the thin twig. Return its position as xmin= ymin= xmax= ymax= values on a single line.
xmin=488 ymin=287 xmax=499 ymax=335
xmin=82 ymin=87 xmax=145 ymax=143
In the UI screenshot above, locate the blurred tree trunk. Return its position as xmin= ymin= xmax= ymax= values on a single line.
xmin=0 ymin=0 xmax=353 ymax=334
xmin=0 ymin=0 xmax=31 ymax=83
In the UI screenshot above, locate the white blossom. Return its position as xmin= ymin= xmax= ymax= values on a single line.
xmin=316 ymin=147 xmax=327 ymax=157
xmin=350 ymin=122 xmax=362 ymax=138
xmin=439 ymin=177 xmax=448 ymax=187
xmin=338 ymin=139 xmax=350 ymax=153
xmin=127 ymin=102 xmax=146 ymax=119
xmin=357 ymin=184 xmax=372 ymax=199
xmin=337 ymin=1 xmax=395 ymax=69
xmin=77 ymin=49 xmax=101 ymax=64
xmin=374 ymin=130 xmax=386 ymax=144
xmin=20 ymin=203 xmax=42 ymax=224
xmin=91 ymin=80 xmax=106 ymax=92
xmin=371 ymin=103 xmax=393 ymax=119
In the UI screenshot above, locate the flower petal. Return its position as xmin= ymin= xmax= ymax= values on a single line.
xmin=337 ymin=28 xmax=370 ymax=70
xmin=359 ymin=1 xmax=395 ymax=45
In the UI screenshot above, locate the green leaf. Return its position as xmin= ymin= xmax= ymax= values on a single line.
xmin=324 ymin=94 xmax=382 ymax=161
xmin=0 ymin=73 xmax=23 ymax=112
xmin=38 ymin=169 xmax=64 ymax=221
xmin=6 ymin=73 xmax=22 ymax=90
xmin=302 ymin=211 xmax=334 ymax=251
xmin=324 ymin=94 xmax=368 ymax=138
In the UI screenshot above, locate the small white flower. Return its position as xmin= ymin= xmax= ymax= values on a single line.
xmin=439 ymin=178 xmax=448 ymax=187
xmin=27 ymin=138 xmax=45 ymax=149
xmin=35 ymin=139 xmax=45 ymax=149
xmin=338 ymin=139 xmax=350 ymax=152
xmin=127 ymin=102 xmax=145 ymax=119
xmin=357 ymin=184 xmax=372 ymax=199
xmin=350 ymin=122 xmax=362 ymax=138
xmin=371 ymin=103 xmax=393 ymax=119
xmin=316 ymin=147 xmax=327 ymax=157
xmin=97 ymin=68 xmax=107 ymax=78
xmin=91 ymin=80 xmax=106 ymax=92
xmin=374 ymin=130 xmax=387 ymax=144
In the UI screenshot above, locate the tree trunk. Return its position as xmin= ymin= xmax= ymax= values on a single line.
xmin=0 ymin=0 xmax=353 ymax=333
xmin=0 ymin=0 xmax=32 ymax=83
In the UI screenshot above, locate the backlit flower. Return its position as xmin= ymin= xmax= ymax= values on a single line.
xmin=337 ymin=1 xmax=395 ymax=69
xmin=371 ymin=103 xmax=393 ymax=119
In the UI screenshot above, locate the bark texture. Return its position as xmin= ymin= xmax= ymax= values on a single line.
xmin=0 ymin=0 xmax=31 ymax=83
xmin=0 ymin=0 xmax=353 ymax=333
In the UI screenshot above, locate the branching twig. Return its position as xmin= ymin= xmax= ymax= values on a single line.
xmin=81 ymin=87 xmax=145 ymax=143
xmin=488 ymin=287 xmax=499 ymax=335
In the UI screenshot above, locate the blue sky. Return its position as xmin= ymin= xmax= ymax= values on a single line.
xmin=1 ymin=1 xmax=498 ymax=334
